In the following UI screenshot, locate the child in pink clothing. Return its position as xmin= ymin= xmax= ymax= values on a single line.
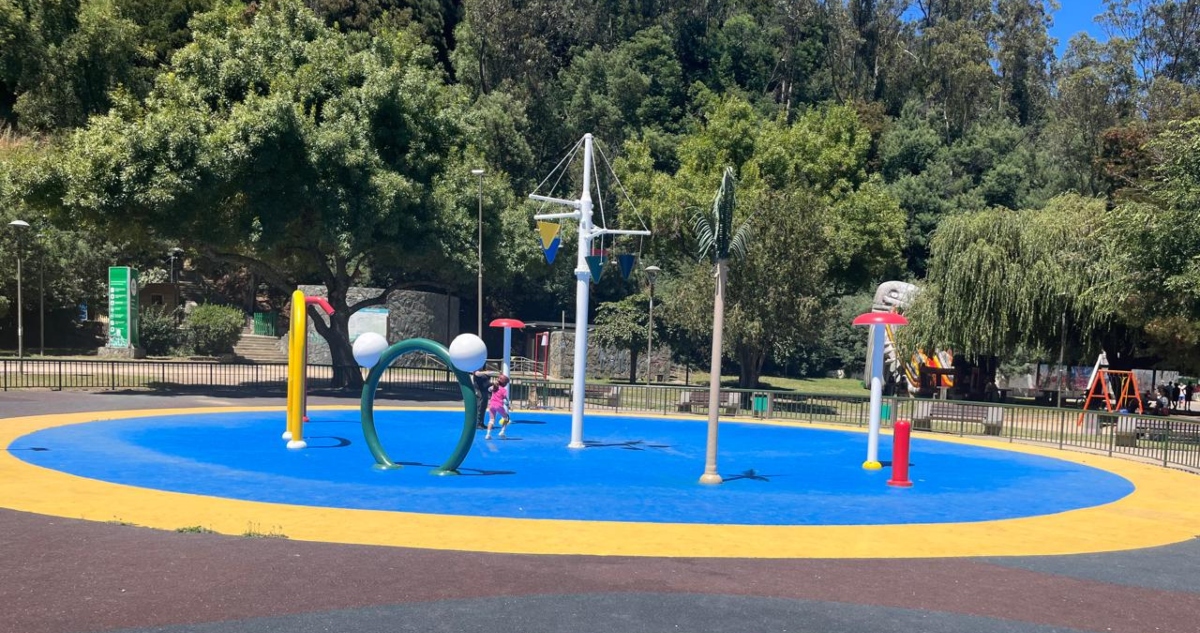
xmin=485 ymin=374 xmax=511 ymax=439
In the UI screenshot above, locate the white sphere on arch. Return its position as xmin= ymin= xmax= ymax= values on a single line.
xmin=448 ymin=334 xmax=488 ymax=372
xmin=352 ymin=332 xmax=389 ymax=368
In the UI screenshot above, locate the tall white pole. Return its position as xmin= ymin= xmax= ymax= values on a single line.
xmin=566 ymin=135 xmax=596 ymax=448
xmin=530 ymin=134 xmax=650 ymax=449
xmin=864 ymin=324 xmax=885 ymax=469
xmin=473 ymin=169 xmax=485 ymax=337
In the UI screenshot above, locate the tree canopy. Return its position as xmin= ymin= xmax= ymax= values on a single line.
xmin=3 ymin=0 xmax=1200 ymax=385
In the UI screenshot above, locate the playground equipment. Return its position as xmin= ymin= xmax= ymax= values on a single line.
xmin=888 ymin=420 xmax=914 ymax=488
xmin=854 ymin=311 xmax=909 ymax=469
xmin=284 ymin=290 xmax=335 ymax=449
xmin=355 ymin=333 xmax=487 ymax=474
xmin=1076 ymin=352 xmax=1143 ymax=425
xmin=869 ymin=281 xmax=955 ymax=393
xmin=490 ymin=318 xmax=525 ymax=412
xmin=529 ymin=133 xmax=650 ymax=448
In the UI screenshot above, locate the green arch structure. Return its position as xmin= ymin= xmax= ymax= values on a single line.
xmin=359 ymin=338 xmax=479 ymax=475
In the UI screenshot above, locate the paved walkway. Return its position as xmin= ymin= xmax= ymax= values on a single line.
xmin=1 ymin=389 xmax=1199 ymax=633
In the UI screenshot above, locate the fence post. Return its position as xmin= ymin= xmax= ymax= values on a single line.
xmin=1163 ymin=420 xmax=1171 ymax=468
xmin=1058 ymin=411 xmax=1066 ymax=450
xmin=57 ymin=361 xmax=62 ymax=391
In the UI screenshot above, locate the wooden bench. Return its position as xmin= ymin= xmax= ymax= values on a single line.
xmin=677 ymin=390 xmax=739 ymax=416
xmin=912 ymin=402 xmax=1003 ymax=436
xmin=578 ymin=385 xmax=620 ymax=407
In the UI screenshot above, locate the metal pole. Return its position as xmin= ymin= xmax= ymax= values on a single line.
xmin=1057 ymin=308 xmax=1066 ymax=408
xmin=644 ymin=265 xmax=660 ymax=385
xmin=567 ymin=135 xmax=596 ymax=449
xmin=864 ymin=324 xmax=885 ymax=468
xmin=15 ymin=246 xmax=22 ymax=359
xmin=39 ymin=242 xmax=43 ymax=356
xmin=9 ymin=220 xmax=29 ymax=358
xmin=472 ymin=168 xmax=485 ymax=337
xmin=647 ymin=289 xmax=653 ymax=385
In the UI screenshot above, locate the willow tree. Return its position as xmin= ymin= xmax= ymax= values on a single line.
xmin=903 ymin=194 xmax=1121 ymax=362
xmin=693 ymin=166 xmax=751 ymax=486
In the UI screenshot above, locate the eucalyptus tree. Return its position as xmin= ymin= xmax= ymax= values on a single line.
xmin=52 ymin=0 xmax=474 ymax=387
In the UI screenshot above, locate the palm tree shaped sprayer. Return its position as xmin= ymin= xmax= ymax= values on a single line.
xmin=693 ymin=166 xmax=752 ymax=485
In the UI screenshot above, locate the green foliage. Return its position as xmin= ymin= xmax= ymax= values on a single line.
xmin=182 ymin=303 xmax=242 ymax=356
xmin=138 ymin=304 xmax=181 ymax=356
xmin=6 ymin=0 xmax=1200 ymax=377
xmin=905 ymin=194 xmax=1118 ymax=359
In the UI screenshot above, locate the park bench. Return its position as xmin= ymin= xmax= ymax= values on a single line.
xmin=677 ymin=390 xmax=739 ymax=416
xmin=912 ymin=401 xmax=1003 ymax=436
xmin=1134 ymin=419 xmax=1200 ymax=444
xmin=577 ymin=385 xmax=620 ymax=408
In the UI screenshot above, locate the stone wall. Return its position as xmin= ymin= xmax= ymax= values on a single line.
xmin=287 ymin=286 xmax=459 ymax=365
xmin=546 ymin=330 xmax=674 ymax=381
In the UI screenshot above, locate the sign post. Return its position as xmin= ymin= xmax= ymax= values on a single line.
xmin=103 ymin=266 xmax=142 ymax=357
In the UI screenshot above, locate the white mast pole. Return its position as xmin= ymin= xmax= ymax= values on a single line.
xmin=565 ymin=134 xmax=597 ymax=448
xmin=532 ymin=134 xmax=649 ymax=449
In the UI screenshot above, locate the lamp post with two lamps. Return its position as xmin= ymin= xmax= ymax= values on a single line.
xmin=471 ymin=168 xmax=485 ymax=337
xmin=8 ymin=219 xmax=29 ymax=358
xmin=644 ymin=265 xmax=660 ymax=385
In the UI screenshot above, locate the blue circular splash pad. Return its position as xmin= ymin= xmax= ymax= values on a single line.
xmin=10 ymin=409 xmax=1133 ymax=525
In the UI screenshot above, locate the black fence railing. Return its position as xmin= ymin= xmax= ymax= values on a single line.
xmin=3 ymin=359 xmax=1198 ymax=472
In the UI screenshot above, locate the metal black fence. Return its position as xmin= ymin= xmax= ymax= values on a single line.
xmin=3 ymin=359 xmax=1198 ymax=472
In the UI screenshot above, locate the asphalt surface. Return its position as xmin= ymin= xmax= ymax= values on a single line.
xmin=2 ymin=389 xmax=1199 ymax=633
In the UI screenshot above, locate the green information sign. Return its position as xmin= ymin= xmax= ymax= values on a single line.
xmin=107 ymin=266 xmax=139 ymax=348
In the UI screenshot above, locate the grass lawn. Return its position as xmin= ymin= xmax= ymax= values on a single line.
xmin=637 ymin=370 xmax=869 ymax=396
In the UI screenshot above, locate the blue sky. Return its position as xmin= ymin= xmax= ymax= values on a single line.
xmin=1050 ymin=1 xmax=1108 ymax=54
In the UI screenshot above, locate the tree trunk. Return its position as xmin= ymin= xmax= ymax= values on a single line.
xmin=307 ymin=280 xmax=363 ymax=391
xmin=628 ymin=346 xmax=640 ymax=384
xmin=700 ymin=259 xmax=727 ymax=485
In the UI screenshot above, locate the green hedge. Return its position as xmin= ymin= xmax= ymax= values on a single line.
xmin=139 ymin=306 xmax=182 ymax=356
xmin=183 ymin=304 xmax=244 ymax=356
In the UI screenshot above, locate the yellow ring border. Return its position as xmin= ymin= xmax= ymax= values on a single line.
xmin=2 ymin=406 xmax=1198 ymax=559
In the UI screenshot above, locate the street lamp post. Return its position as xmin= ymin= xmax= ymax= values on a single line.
xmin=9 ymin=219 xmax=30 ymax=358
xmin=1057 ymin=306 xmax=1067 ymax=408
xmin=169 ymin=247 xmax=183 ymax=317
xmin=472 ymin=168 xmax=485 ymax=337
xmin=38 ymin=231 xmax=44 ymax=356
xmin=644 ymin=265 xmax=660 ymax=385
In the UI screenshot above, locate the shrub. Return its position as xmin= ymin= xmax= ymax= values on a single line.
xmin=139 ymin=306 xmax=183 ymax=356
xmin=183 ymin=304 xmax=244 ymax=356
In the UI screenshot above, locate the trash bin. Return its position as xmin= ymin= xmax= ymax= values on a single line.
xmin=881 ymin=402 xmax=892 ymax=422
xmin=753 ymin=394 xmax=769 ymax=418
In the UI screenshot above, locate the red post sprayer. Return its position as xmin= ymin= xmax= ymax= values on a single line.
xmin=888 ymin=419 xmax=913 ymax=488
